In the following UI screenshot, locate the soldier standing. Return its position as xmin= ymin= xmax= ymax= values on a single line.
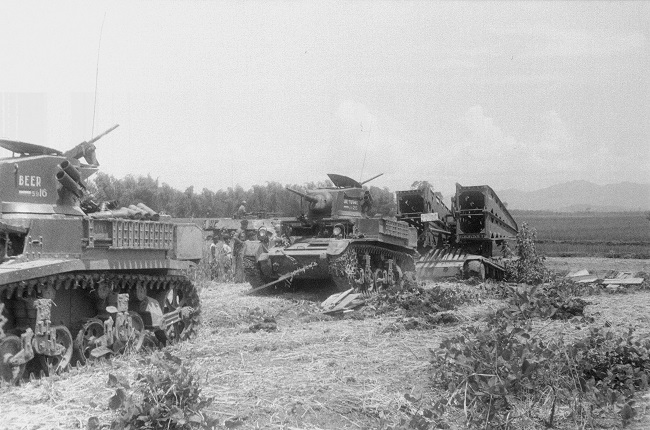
xmin=219 ymin=232 xmax=233 ymax=282
xmin=232 ymin=219 xmax=248 ymax=282
xmin=236 ymin=201 xmax=247 ymax=219
xmin=209 ymin=234 xmax=220 ymax=281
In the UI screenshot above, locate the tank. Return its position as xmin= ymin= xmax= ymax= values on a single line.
xmin=242 ymin=174 xmax=419 ymax=292
xmin=396 ymin=183 xmax=518 ymax=280
xmin=0 ymin=126 xmax=202 ymax=383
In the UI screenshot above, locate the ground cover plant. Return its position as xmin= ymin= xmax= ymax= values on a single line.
xmin=431 ymin=315 xmax=650 ymax=429
xmin=108 ymin=351 xmax=218 ymax=429
xmin=361 ymin=284 xmax=479 ymax=329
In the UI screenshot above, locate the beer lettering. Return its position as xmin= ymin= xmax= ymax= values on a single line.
xmin=18 ymin=175 xmax=42 ymax=188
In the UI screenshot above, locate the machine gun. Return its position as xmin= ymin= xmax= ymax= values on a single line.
xmin=63 ymin=124 xmax=119 ymax=166
xmin=56 ymin=125 xmax=120 ymax=199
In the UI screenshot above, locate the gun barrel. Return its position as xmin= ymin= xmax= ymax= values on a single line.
xmin=360 ymin=173 xmax=383 ymax=185
xmin=286 ymin=187 xmax=318 ymax=204
xmin=63 ymin=124 xmax=119 ymax=165
xmin=88 ymin=124 xmax=120 ymax=145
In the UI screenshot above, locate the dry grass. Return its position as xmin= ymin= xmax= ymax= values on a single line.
xmin=1 ymin=257 xmax=650 ymax=429
xmin=191 ymin=283 xmax=461 ymax=429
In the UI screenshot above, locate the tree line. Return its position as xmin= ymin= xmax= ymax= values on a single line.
xmin=88 ymin=172 xmax=399 ymax=219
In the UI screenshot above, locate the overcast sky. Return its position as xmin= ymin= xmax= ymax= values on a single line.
xmin=0 ymin=1 xmax=648 ymax=198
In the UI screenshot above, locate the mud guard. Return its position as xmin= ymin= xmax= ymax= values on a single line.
xmin=325 ymin=239 xmax=351 ymax=257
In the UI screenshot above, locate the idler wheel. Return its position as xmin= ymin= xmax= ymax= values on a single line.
xmin=0 ymin=335 xmax=25 ymax=384
xmin=38 ymin=326 xmax=74 ymax=376
xmin=74 ymin=319 xmax=104 ymax=365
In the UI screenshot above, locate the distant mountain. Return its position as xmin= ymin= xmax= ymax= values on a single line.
xmin=497 ymin=180 xmax=650 ymax=212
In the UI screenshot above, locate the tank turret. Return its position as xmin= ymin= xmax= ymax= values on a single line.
xmin=286 ymin=173 xmax=378 ymax=221
xmin=286 ymin=187 xmax=334 ymax=216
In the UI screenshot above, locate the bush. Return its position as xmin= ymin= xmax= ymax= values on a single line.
xmin=367 ymin=285 xmax=478 ymax=317
xmin=109 ymin=351 xmax=217 ymax=429
xmin=498 ymin=281 xmax=591 ymax=320
xmin=504 ymin=223 xmax=551 ymax=285
xmin=430 ymin=314 xmax=650 ymax=428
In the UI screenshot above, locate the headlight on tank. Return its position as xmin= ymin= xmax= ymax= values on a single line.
xmin=257 ymin=227 xmax=268 ymax=240
xmin=332 ymin=225 xmax=343 ymax=237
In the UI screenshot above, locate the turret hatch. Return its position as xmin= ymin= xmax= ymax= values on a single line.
xmin=0 ymin=139 xmax=63 ymax=156
xmin=327 ymin=174 xmax=362 ymax=189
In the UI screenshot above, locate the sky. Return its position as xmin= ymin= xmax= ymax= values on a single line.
xmin=0 ymin=0 xmax=648 ymax=199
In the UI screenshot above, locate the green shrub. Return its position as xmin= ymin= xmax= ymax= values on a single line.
xmin=110 ymin=351 xmax=217 ymax=429
xmin=367 ymin=285 xmax=477 ymax=316
xmin=498 ymin=282 xmax=590 ymax=320
xmin=504 ymin=223 xmax=551 ymax=285
xmin=430 ymin=314 xmax=650 ymax=428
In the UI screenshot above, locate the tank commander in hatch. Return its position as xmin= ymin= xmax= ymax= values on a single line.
xmin=235 ymin=201 xmax=247 ymax=219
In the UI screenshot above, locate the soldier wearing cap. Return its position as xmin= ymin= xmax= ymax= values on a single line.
xmin=236 ymin=201 xmax=247 ymax=219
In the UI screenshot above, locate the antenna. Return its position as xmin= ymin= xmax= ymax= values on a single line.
xmin=360 ymin=120 xmax=372 ymax=182
xmin=91 ymin=12 xmax=107 ymax=136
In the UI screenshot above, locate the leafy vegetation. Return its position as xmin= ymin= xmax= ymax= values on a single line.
xmin=431 ymin=310 xmax=650 ymax=428
xmin=504 ymin=222 xmax=552 ymax=285
xmin=497 ymin=282 xmax=591 ymax=320
xmin=109 ymin=351 xmax=217 ymax=429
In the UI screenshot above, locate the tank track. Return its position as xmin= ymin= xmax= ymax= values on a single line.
xmin=0 ymin=271 xmax=201 ymax=382
xmin=328 ymin=243 xmax=416 ymax=293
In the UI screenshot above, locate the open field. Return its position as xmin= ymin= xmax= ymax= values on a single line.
xmin=1 ymin=257 xmax=650 ymax=430
xmin=512 ymin=212 xmax=650 ymax=258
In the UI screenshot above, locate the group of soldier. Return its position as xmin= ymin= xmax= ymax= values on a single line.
xmin=208 ymin=218 xmax=293 ymax=284
xmin=209 ymin=218 xmax=249 ymax=283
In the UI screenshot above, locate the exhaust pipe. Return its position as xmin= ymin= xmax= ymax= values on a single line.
xmin=136 ymin=203 xmax=160 ymax=221
xmin=128 ymin=204 xmax=150 ymax=220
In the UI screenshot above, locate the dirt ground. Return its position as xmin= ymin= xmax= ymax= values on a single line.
xmin=1 ymin=257 xmax=650 ymax=430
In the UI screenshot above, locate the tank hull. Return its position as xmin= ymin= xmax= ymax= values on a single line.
xmin=0 ymin=217 xmax=203 ymax=382
xmin=243 ymin=218 xmax=418 ymax=292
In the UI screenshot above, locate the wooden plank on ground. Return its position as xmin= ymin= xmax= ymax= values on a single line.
xmin=321 ymin=289 xmax=353 ymax=310
xmin=603 ymin=278 xmax=644 ymax=285
xmin=323 ymin=293 xmax=362 ymax=314
xmin=567 ymin=269 xmax=590 ymax=278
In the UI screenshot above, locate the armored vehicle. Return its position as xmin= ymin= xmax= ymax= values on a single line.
xmin=0 ymin=126 xmax=202 ymax=383
xmin=396 ymin=183 xmax=518 ymax=280
xmin=242 ymin=174 xmax=418 ymax=292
